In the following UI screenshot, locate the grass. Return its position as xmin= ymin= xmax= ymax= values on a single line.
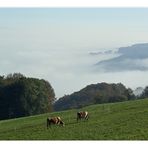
xmin=0 ymin=98 xmax=148 ymax=140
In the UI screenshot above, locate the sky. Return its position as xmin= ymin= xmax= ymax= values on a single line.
xmin=0 ymin=8 xmax=148 ymax=98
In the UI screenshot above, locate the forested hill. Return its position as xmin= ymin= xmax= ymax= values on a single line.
xmin=0 ymin=73 xmax=55 ymax=120
xmin=54 ymin=82 xmax=135 ymax=111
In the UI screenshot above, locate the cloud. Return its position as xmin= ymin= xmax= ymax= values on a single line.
xmin=95 ymin=43 xmax=148 ymax=72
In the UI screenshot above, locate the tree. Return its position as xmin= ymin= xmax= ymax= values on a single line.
xmin=0 ymin=73 xmax=55 ymax=120
xmin=140 ymin=86 xmax=148 ymax=99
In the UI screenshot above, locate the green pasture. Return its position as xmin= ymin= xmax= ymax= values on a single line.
xmin=0 ymin=99 xmax=148 ymax=140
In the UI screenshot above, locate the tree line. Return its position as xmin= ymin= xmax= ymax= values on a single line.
xmin=0 ymin=73 xmax=55 ymax=120
xmin=54 ymin=82 xmax=148 ymax=111
xmin=1 ymin=73 xmax=148 ymax=120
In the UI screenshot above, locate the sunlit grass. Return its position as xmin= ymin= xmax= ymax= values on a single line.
xmin=0 ymin=99 xmax=148 ymax=140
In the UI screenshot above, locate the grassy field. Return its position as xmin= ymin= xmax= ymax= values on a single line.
xmin=0 ymin=98 xmax=148 ymax=140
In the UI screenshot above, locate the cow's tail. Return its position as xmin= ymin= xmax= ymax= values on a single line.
xmin=47 ymin=118 xmax=50 ymax=129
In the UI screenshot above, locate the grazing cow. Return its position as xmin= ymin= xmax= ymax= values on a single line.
xmin=77 ymin=111 xmax=89 ymax=121
xmin=47 ymin=116 xmax=65 ymax=128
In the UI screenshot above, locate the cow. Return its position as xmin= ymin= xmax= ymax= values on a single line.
xmin=77 ymin=111 xmax=89 ymax=122
xmin=47 ymin=116 xmax=65 ymax=128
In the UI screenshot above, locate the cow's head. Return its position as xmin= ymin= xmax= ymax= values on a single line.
xmin=60 ymin=120 xmax=65 ymax=126
xmin=77 ymin=112 xmax=82 ymax=118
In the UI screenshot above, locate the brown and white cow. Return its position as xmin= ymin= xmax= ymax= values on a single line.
xmin=47 ymin=116 xmax=65 ymax=128
xmin=77 ymin=111 xmax=89 ymax=121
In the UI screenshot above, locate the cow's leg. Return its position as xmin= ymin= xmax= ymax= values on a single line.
xmin=86 ymin=114 xmax=89 ymax=120
xmin=57 ymin=118 xmax=61 ymax=125
xmin=77 ymin=116 xmax=80 ymax=122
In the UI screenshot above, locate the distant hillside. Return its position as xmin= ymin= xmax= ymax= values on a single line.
xmin=54 ymin=82 xmax=135 ymax=111
xmin=96 ymin=43 xmax=148 ymax=72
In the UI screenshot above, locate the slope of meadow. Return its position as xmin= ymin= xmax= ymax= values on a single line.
xmin=0 ymin=99 xmax=148 ymax=140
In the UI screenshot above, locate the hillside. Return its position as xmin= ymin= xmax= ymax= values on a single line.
xmin=0 ymin=98 xmax=148 ymax=140
xmin=96 ymin=43 xmax=148 ymax=72
xmin=54 ymin=82 xmax=134 ymax=111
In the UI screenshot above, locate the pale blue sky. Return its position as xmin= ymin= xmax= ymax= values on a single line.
xmin=0 ymin=8 xmax=148 ymax=98
xmin=0 ymin=8 xmax=148 ymax=26
xmin=1 ymin=8 xmax=148 ymax=50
